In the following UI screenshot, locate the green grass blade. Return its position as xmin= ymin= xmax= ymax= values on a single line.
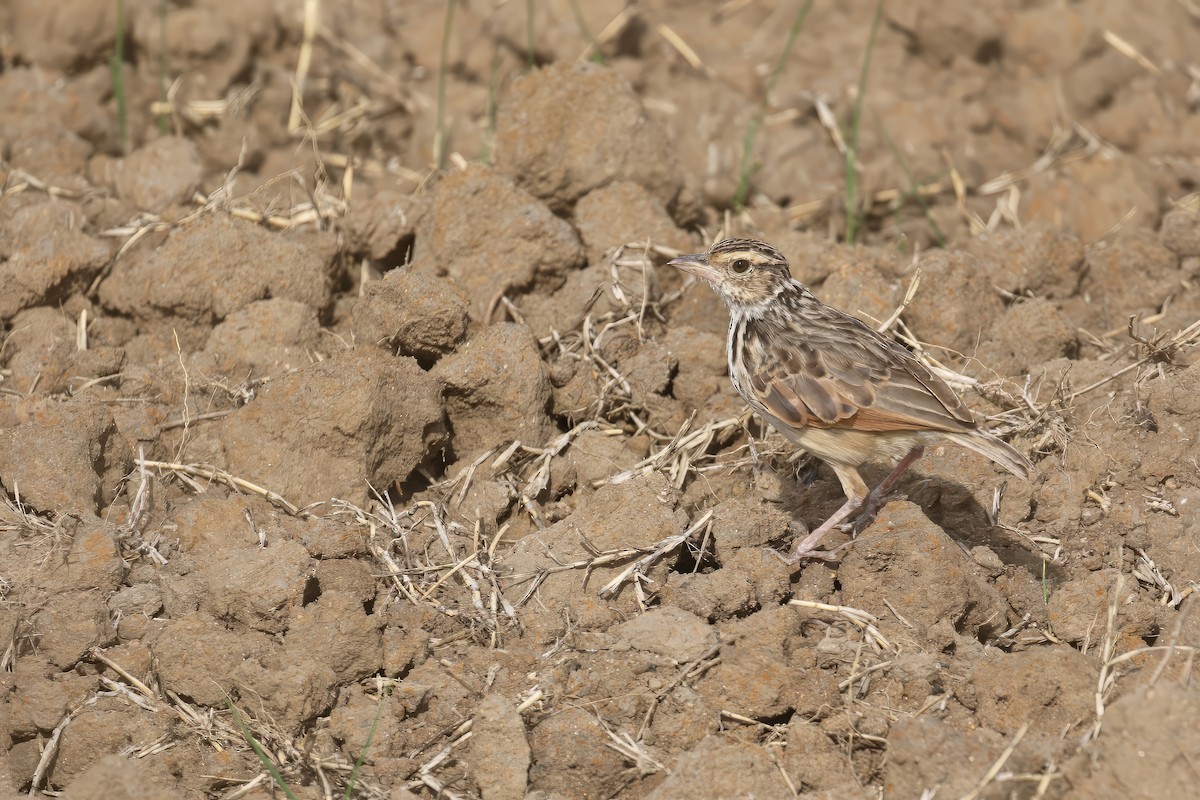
xmin=480 ymin=47 xmax=502 ymax=163
xmin=157 ymin=0 xmax=168 ymax=135
xmin=111 ymin=0 xmax=128 ymax=153
xmin=844 ymin=0 xmax=884 ymax=243
xmin=733 ymin=0 xmax=814 ymax=212
xmin=227 ymin=698 xmax=300 ymax=800
xmin=435 ymin=0 xmax=459 ymax=170
xmin=526 ymin=0 xmax=536 ymax=69
xmin=875 ymin=114 xmax=946 ymax=248
xmin=344 ymin=688 xmax=391 ymax=800
xmin=568 ymin=0 xmax=604 ymax=64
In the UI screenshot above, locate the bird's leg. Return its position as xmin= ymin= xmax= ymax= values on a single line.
xmin=774 ymin=497 xmax=863 ymax=562
xmin=769 ymin=450 xmax=926 ymax=564
xmin=851 ymin=446 xmax=925 ymax=535
xmin=768 ymin=465 xmax=869 ymax=564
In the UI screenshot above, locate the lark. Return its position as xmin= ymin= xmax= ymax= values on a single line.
xmin=668 ymin=238 xmax=1033 ymax=562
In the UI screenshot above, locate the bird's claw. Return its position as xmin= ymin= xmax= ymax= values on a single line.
xmin=761 ymin=544 xmax=844 ymax=565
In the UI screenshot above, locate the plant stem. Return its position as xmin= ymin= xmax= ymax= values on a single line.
xmin=844 ymin=0 xmax=884 ymax=244
xmin=733 ymin=0 xmax=814 ymax=212
xmin=111 ymin=0 xmax=128 ymax=153
xmin=876 ymin=113 xmax=946 ymax=248
xmin=568 ymin=0 xmax=604 ymax=63
xmin=344 ymin=687 xmax=391 ymax=800
xmin=526 ymin=0 xmax=535 ymax=69
xmin=481 ymin=47 xmax=501 ymax=163
xmin=435 ymin=0 xmax=458 ymax=170
xmin=157 ymin=0 xmax=168 ymax=135
xmin=228 ymin=699 xmax=299 ymax=800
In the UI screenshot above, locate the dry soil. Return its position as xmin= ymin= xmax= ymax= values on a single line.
xmin=3 ymin=1 xmax=1200 ymax=799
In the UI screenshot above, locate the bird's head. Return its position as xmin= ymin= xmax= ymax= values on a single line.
xmin=668 ymin=238 xmax=793 ymax=312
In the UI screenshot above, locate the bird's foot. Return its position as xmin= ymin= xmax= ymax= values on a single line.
xmin=764 ymin=497 xmax=863 ymax=566
xmin=763 ymin=542 xmax=848 ymax=564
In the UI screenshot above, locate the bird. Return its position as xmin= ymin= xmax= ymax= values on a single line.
xmin=667 ymin=238 xmax=1033 ymax=562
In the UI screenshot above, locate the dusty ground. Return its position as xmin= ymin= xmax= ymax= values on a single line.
xmin=2 ymin=0 xmax=1200 ymax=798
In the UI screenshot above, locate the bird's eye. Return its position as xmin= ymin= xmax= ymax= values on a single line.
xmin=731 ymin=259 xmax=751 ymax=274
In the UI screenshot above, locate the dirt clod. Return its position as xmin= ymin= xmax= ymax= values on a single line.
xmin=495 ymin=63 xmax=683 ymax=213
xmin=838 ymin=501 xmax=1009 ymax=644
xmin=903 ymin=249 xmax=1005 ymax=352
xmin=352 ymin=267 xmax=470 ymax=363
xmin=1062 ymin=685 xmax=1200 ymax=798
xmin=573 ymin=181 xmax=693 ymax=264
xmin=886 ymin=716 xmax=1012 ymax=798
xmin=646 ymin=737 xmax=792 ymax=799
xmin=468 ymin=694 xmax=531 ymax=800
xmin=111 ymin=137 xmax=204 ymax=215
xmin=977 ymin=297 xmax=1076 ymax=377
xmin=5 ymin=3 xmax=1200 ymax=797
xmin=528 ymin=708 xmax=628 ymax=800
xmin=1160 ymin=207 xmax=1200 ymax=257
xmin=0 ymin=398 xmax=129 ymax=515
xmin=99 ymin=213 xmax=334 ymax=329
xmin=614 ymin=605 xmax=717 ymax=662
xmin=202 ymin=297 xmax=323 ymax=376
xmin=0 ymin=200 xmax=111 ymax=321
xmin=972 ymin=646 xmax=1097 ymax=737
xmin=434 ymin=322 xmax=553 ymax=456
xmin=218 ymin=349 xmax=445 ymax=507
xmin=149 ymin=614 xmax=274 ymax=708
xmin=283 ymin=590 xmax=384 ymax=683
xmin=197 ymin=539 xmax=313 ymax=634
xmin=413 ymin=164 xmax=583 ymax=320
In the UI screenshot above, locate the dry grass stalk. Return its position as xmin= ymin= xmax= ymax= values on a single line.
xmin=981 ymin=124 xmax=1116 ymax=197
xmin=656 ymin=24 xmax=712 ymax=76
xmin=1132 ymin=551 xmax=1190 ymax=606
xmin=393 ymin=690 xmax=542 ymax=796
xmin=637 ymin=637 xmax=728 ymax=739
xmin=598 ymin=510 xmax=713 ymax=600
xmin=942 ymin=147 xmax=988 ymax=234
xmin=136 ymin=458 xmax=308 ymax=516
xmin=339 ymin=494 xmax=521 ymax=640
xmin=787 ymin=599 xmax=894 ymax=653
xmin=1081 ymin=572 xmax=1125 ymax=745
xmin=0 ymin=493 xmax=58 ymax=538
xmin=597 ymin=414 xmax=747 ymax=489
xmin=958 ymin=722 xmax=1030 ymax=800
xmin=1 ymin=168 xmax=89 ymax=200
xmin=287 ymin=0 xmax=320 ymax=134
xmin=1102 ymin=29 xmax=1162 ymax=76
xmin=838 ymin=657 xmax=894 ymax=693
xmin=599 ymin=718 xmax=665 ymax=776
xmin=28 ymin=702 xmax=90 ymax=795
xmin=577 ymin=4 xmax=635 ymax=62
xmin=115 ymin=446 xmax=169 ymax=565
xmin=1147 ymin=595 xmax=1197 ymax=686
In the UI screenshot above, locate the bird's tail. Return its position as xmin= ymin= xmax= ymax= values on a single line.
xmin=942 ymin=431 xmax=1034 ymax=479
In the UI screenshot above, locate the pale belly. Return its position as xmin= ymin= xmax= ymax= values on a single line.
xmin=760 ymin=409 xmax=931 ymax=468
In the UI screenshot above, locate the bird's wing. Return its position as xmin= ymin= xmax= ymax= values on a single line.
xmin=744 ymin=307 xmax=976 ymax=434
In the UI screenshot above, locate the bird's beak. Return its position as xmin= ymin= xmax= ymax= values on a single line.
xmin=667 ymin=252 xmax=721 ymax=284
